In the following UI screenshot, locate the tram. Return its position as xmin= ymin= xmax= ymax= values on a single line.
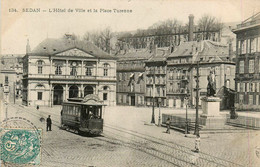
xmin=61 ymin=94 xmax=106 ymax=135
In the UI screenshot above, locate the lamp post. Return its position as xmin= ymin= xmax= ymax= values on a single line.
xmin=151 ymin=66 xmax=155 ymax=124
xmin=158 ymin=97 xmax=161 ymax=126
xmin=194 ymin=61 xmax=200 ymax=136
xmin=184 ymin=97 xmax=189 ymax=135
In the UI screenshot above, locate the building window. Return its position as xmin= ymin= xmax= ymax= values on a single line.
xmin=237 ymin=82 xmax=240 ymax=92
xmin=37 ymin=60 xmax=43 ymax=74
xmin=247 ymin=39 xmax=250 ymax=53
xmin=239 ymin=94 xmax=243 ymax=104
xmin=103 ymin=93 xmax=107 ymax=100
xmin=237 ymin=40 xmax=241 ymax=54
xmin=249 ymin=59 xmax=254 ymax=73
xmin=37 ymin=92 xmax=43 ymax=100
xmin=103 ymin=63 xmax=109 ymax=76
xmin=86 ymin=67 xmax=92 ymax=76
xmin=249 ymin=95 xmax=253 ymax=105
xmin=226 ymin=67 xmax=230 ymax=75
xmin=240 ymin=82 xmax=244 ymax=92
xmin=241 ymin=40 xmax=246 ymax=54
xmin=5 ymin=76 xmax=8 ymax=84
xmin=258 ymin=59 xmax=260 ymax=73
xmin=239 ymin=61 xmax=244 ymax=74
xmin=55 ymin=66 xmax=62 ymax=75
xmin=250 ymin=38 xmax=256 ymax=53
xmin=70 ymin=62 xmax=77 ymax=76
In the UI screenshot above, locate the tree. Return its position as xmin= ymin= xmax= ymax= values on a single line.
xmin=83 ymin=27 xmax=114 ymax=54
xmin=197 ymin=14 xmax=224 ymax=40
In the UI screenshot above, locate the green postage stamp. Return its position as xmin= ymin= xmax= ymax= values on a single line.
xmin=0 ymin=117 xmax=42 ymax=165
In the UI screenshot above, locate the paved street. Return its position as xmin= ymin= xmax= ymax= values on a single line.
xmin=1 ymin=101 xmax=260 ymax=167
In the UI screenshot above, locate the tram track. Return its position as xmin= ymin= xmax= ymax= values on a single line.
xmin=13 ymin=104 xmax=244 ymax=166
xmin=102 ymin=124 xmax=243 ymax=167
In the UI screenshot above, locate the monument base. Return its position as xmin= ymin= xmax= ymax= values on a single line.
xmin=200 ymin=97 xmax=226 ymax=129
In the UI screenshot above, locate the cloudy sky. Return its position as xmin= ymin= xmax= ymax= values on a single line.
xmin=1 ymin=0 xmax=260 ymax=54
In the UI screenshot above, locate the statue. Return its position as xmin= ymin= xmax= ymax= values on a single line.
xmin=207 ymin=69 xmax=216 ymax=96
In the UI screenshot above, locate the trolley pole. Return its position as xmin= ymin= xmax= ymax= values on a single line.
xmin=194 ymin=61 xmax=200 ymax=136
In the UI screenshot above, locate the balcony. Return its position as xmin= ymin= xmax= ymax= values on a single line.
xmin=237 ymin=18 xmax=260 ymax=29
xmin=27 ymin=74 xmax=116 ymax=80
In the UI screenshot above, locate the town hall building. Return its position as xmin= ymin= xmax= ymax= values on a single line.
xmin=22 ymin=37 xmax=117 ymax=107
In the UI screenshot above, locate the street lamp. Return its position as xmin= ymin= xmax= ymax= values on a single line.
xmin=151 ymin=66 xmax=155 ymax=124
xmin=194 ymin=60 xmax=200 ymax=136
xmin=158 ymin=97 xmax=161 ymax=126
xmin=184 ymin=97 xmax=189 ymax=135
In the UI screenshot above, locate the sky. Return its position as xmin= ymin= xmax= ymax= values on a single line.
xmin=1 ymin=0 xmax=260 ymax=54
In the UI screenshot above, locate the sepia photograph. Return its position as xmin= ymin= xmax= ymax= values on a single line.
xmin=1 ymin=0 xmax=260 ymax=166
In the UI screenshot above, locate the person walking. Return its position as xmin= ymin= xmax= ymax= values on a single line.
xmin=195 ymin=134 xmax=200 ymax=152
xmin=36 ymin=105 xmax=39 ymax=111
xmin=166 ymin=117 xmax=171 ymax=134
xmin=46 ymin=115 xmax=52 ymax=131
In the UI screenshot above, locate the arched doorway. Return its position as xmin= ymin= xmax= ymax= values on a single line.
xmin=53 ymin=85 xmax=63 ymax=105
xmin=69 ymin=85 xmax=78 ymax=98
xmin=84 ymin=86 xmax=93 ymax=97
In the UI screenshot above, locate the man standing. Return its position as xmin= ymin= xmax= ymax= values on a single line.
xmin=46 ymin=115 xmax=52 ymax=131
xmin=166 ymin=117 xmax=171 ymax=134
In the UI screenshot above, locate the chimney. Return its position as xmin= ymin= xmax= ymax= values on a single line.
xmin=228 ymin=41 xmax=233 ymax=60
xmin=188 ymin=14 xmax=194 ymax=41
xmin=26 ymin=39 xmax=31 ymax=54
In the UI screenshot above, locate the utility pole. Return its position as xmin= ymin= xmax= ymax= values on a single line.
xmin=14 ymin=82 xmax=16 ymax=104
xmin=151 ymin=66 xmax=155 ymax=124
xmin=194 ymin=61 xmax=200 ymax=135
xmin=158 ymin=97 xmax=161 ymax=126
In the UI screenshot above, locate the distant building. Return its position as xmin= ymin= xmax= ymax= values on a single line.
xmin=116 ymin=49 xmax=151 ymax=106
xmin=233 ymin=12 xmax=260 ymax=111
xmin=0 ymin=54 xmax=24 ymax=103
xmin=22 ymin=37 xmax=117 ymax=107
xmin=117 ymin=15 xmax=222 ymax=51
xmin=167 ymin=40 xmax=235 ymax=108
xmin=145 ymin=47 xmax=168 ymax=107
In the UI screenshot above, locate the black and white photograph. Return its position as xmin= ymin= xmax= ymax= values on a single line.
xmin=1 ymin=0 xmax=260 ymax=166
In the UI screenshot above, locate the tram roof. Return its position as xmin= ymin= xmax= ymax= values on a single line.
xmin=64 ymin=95 xmax=106 ymax=106
xmin=63 ymin=101 xmax=105 ymax=106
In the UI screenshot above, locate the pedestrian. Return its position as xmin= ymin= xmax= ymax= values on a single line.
xmin=195 ymin=134 xmax=200 ymax=152
xmin=36 ymin=105 xmax=39 ymax=111
xmin=166 ymin=117 xmax=171 ymax=134
xmin=46 ymin=115 xmax=52 ymax=131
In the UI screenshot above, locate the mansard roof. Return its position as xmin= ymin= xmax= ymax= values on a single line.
xmin=116 ymin=49 xmax=152 ymax=61
xmin=168 ymin=40 xmax=232 ymax=63
xmin=29 ymin=38 xmax=116 ymax=59
xmin=147 ymin=47 xmax=168 ymax=62
xmin=168 ymin=41 xmax=198 ymax=58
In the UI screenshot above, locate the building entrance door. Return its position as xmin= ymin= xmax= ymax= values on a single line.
xmin=131 ymin=96 xmax=135 ymax=106
xmin=53 ymin=85 xmax=63 ymax=105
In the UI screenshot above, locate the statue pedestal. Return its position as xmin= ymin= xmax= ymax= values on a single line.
xmin=200 ymin=97 xmax=226 ymax=129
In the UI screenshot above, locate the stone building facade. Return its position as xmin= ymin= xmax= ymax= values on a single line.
xmin=167 ymin=40 xmax=235 ymax=108
xmin=233 ymin=12 xmax=260 ymax=110
xmin=145 ymin=48 xmax=168 ymax=107
xmin=116 ymin=50 xmax=151 ymax=106
xmin=0 ymin=54 xmax=24 ymax=103
xmin=22 ymin=38 xmax=117 ymax=107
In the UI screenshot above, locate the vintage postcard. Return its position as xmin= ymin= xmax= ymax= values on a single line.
xmin=1 ymin=0 xmax=260 ymax=166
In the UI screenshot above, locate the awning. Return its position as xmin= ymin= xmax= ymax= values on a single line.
xmin=138 ymin=72 xmax=144 ymax=78
xmin=129 ymin=73 xmax=134 ymax=79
